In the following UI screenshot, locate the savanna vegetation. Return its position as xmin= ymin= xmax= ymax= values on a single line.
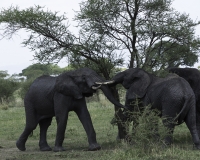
xmin=0 ymin=0 xmax=200 ymax=159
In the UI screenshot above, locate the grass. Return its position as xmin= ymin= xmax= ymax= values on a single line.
xmin=1 ymin=100 xmax=200 ymax=160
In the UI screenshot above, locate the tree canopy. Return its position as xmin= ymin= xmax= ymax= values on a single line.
xmin=76 ymin=0 xmax=200 ymax=71
xmin=19 ymin=63 xmax=66 ymax=79
xmin=1 ymin=0 xmax=199 ymax=76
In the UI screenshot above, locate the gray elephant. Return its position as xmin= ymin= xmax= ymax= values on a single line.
xmin=169 ymin=67 xmax=200 ymax=137
xmin=99 ymin=68 xmax=200 ymax=149
xmin=16 ymin=67 xmax=126 ymax=152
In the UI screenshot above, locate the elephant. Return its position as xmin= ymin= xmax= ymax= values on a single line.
xmin=169 ymin=67 xmax=200 ymax=137
xmin=16 ymin=67 xmax=126 ymax=152
xmin=98 ymin=68 xmax=200 ymax=149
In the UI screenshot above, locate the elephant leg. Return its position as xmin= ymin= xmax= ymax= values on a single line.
xmin=162 ymin=118 xmax=175 ymax=146
xmin=74 ymin=104 xmax=101 ymax=151
xmin=16 ymin=108 xmax=38 ymax=151
xmin=185 ymin=108 xmax=200 ymax=149
xmin=116 ymin=107 xmax=129 ymax=141
xmin=39 ymin=117 xmax=53 ymax=151
xmin=196 ymin=111 xmax=200 ymax=138
xmin=53 ymin=114 xmax=68 ymax=152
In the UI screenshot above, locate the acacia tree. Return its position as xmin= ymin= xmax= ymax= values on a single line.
xmin=76 ymin=0 xmax=200 ymax=71
xmin=149 ymin=41 xmax=198 ymax=71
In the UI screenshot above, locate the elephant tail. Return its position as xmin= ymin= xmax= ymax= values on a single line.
xmin=176 ymin=95 xmax=195 ymax=125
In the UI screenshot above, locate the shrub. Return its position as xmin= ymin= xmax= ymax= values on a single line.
xmin=112 ymin=105 xmax=170 ymax=156
xmin=130 ymin=106 xmax=169 ymax=154
xmin=0 ymin=79 xmax=19 ymax=102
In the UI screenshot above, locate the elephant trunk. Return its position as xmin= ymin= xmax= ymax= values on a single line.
xmin=100 ymin=85 xmax=127 ymax=109
xmin=89 ymin=73 xmax=127 ymax=109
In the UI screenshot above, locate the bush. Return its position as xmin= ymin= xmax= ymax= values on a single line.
xmin=130 ymin=106 xmax=169 ymax=154
xmin=0 ymin=79 xmax=19 ymax=102
xmin=0 ymin=100 xmax=9 ymax=110
xmin=112 ymin=105 xmax=170 ymax=156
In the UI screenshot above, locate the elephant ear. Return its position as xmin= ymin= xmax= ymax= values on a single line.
xmin=55 ymin=76 xmax=83 ymax=99
xmin=126 ymin=69 xmax=151 ymax=100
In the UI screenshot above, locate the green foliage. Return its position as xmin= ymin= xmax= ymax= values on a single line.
xmin=69 ymin=54 xmax=123 ymax=79
xmin=0 ymin=70 xmax=9 ymax=78
xmin=129 ymin=106 xmax=169 ymax=153
xmin=144 ymin=41 xmax=199 ymax=71
xmin=76 ymin=0 xmax=200 ymax=70
xmin=19 ymin=63 xmax=65 ymax=79
xmin=112 ymin=104 xmax=170 ymax=154
xmin=0 ymin=96 xmax=23 ymax=109
xmin=0 ymin=5 xmax=74 ymax=63
xmin=0 ymin=100 xmax=9 ymax=110
xmin=0 ymin=71 xmax=20 ymax=102
xmin=0 ymin=1 xmax=199 ymax=74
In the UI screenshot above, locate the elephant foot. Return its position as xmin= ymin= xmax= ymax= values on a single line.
xmin=39 ymin=142 xmax=52 ymax=151
xmin=88 ymin=143 xmax=101 ymax=151
xmin=193 ymin=143 xmax=200 ymax=150
xmin=53 ymin=146 xmax=66 ymax=152
xmin=16 ymin=140 xmax=26 ymax=151
xmin=40 ymin=146 xmax=52 ymax=151
xmin=164 ymin=137 xmax=173 ymax=147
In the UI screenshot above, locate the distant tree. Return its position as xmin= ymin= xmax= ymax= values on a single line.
xmin=19 ymin=63 xmax=65 ymax=79
xmin=0 ymin=70 xmax=9 ymax=78
xmin=0 ymin=70 xmax=19 ymax=103
xmin=144 ymin=41 xmax=199 ymax=73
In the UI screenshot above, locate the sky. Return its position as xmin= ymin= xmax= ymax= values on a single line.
xmin=0 ymin=0 xmax=200 ymax=75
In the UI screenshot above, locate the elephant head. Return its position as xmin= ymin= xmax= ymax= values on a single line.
xmin=98 ymin=68 xmax=152 ymax=101
xmin=55 ymin=67 xmax=127 ymax=109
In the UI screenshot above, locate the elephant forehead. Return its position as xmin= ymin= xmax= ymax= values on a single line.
xmin=75 ymin=67 xmax=95 ymax=74
xmin=75 ymin=71 xmax=94 ymax=77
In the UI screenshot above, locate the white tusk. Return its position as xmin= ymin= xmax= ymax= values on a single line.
xmin=95 ymin=80 xmax=115 ymax=85
xmin=95 ymin=82 xmax=103 ymax=84
xmin=92 ymin=84 xmax=102 ymax=90
xmin=103 ymin=80 xmax=115 ymax=84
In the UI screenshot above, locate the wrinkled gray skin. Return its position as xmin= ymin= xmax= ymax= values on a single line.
xmin=107 ymin=68 xmax=200 ymax=149
xmin=169 ymin=67 xmax=200 ymax=138
xmin=16 ymin=68 xmax=126 ymax=152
